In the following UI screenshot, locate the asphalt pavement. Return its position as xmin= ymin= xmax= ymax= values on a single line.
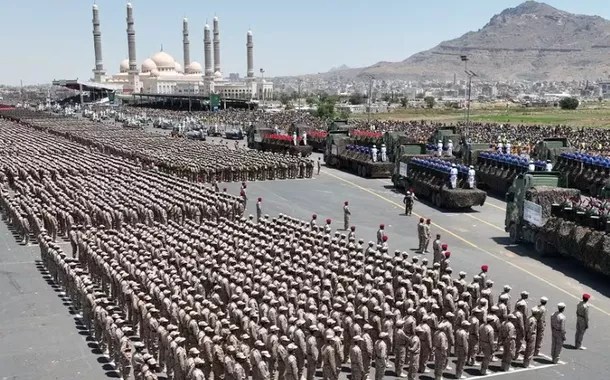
xmin=1 ymin=122 xmax=608 ymax=379
xmin=229 ymin=154 xmax=610 ymax=380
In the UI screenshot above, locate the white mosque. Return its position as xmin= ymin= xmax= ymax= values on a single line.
xmin=91 ymin=3 xmax=273 ymax=100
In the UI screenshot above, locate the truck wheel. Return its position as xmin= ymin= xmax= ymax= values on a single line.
xmin=508 ymin=224 xmax=519 ymax=244
xmin=534 ymin=235 xmax=546 ymax=255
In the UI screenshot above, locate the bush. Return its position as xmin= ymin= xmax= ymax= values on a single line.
xmin=559 ymin=97 xmax=579 ymax=110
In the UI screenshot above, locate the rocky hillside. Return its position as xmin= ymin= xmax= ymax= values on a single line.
xmin=310 ymin=1 xmax=610 ymax=81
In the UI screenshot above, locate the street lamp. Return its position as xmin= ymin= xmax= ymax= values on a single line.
xmin=297 ymin=79 xmax=303 ymax=110
xmin=460 ymin=55 xmax=469 ymax=120
xmin=260 ymin=68 xmax=265 ymax=109
xmin=366 ymin=75 xmax=375 ymax=126
xmin=465 ymin=70 xmax=478 ymax=128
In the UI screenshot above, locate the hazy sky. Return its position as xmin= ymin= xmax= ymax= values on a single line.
xmin=1 ymin=0 xmax=609 ymax=85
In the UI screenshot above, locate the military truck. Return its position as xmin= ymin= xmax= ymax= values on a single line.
xmin=552 ymin=152 xmax=610 ymax=197
xmin=383 ymin=132 xmax=421 ymax=163
xmin=533 ymin=138 xmax=574 ymax=162
xmin=324 ymin=131 xmax=394 ymax=178
xmin=460 ymin=142 xmax=491 ymax=166
xmin=395 ymin=157 xmax=486 ymax=209
xmin=429 ymin=126 xmax=462 ymax=156
xmin=503 ymin=171 xmax=610 ymax=276
xmin=289 ymin=123 xmax=326 ymax=152
xmin=246 ymin=125 xmax=274 ymax=149
xmin=392 ymin=144 xmax=438 ymax=189
xmin=328 ymin=119 xmax=350 ymax=132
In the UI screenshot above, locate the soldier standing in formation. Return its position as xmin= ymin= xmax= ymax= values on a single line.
xmin=575 ymin=294 xmax=590 ymax=350
xmin=551 ymin=303 xmax=567 ymax=364
xmin=343 ymin=201 xmax=351 ymax=231
xmin=256 ymin=197 xmax=263 ymax=223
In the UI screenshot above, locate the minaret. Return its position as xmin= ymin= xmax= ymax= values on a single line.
xmin=126 ymin=3 xmax=139 ymax=93
xmin=246 ymin=30 xmax=254 ymax=79
xmin=213 ymin=16 xmax=221 ymax=75
xmin=183 ymin=18 xmax=191 ymax=71
xmin=204 ymin=24 xmax=213 ymax=78
xmin=92 ymin=4 xmax=106 ymax=82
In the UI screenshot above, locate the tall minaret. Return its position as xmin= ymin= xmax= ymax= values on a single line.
xmin=246 ymin=30 xmax=254 ymax=80
xmin=92 ymin=4 xmax=106 ymax=82
xmin=204 ymin=24 xmax=213 ymax=78
xmin=183 ymin=18 xmax=191 ymax=72
xmin=126 ymin=3 xmax=139 ymax=93
xmin=213 ymin=16 xmax=221 ymax=75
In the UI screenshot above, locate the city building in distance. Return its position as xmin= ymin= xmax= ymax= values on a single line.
xmin=90 ymin=3 xmax=273 ymax=100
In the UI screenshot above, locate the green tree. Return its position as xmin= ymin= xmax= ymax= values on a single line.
xmin=305 ymin=96 xmax=316 ymax=107
xmin=349 ymin=93 xmax=366 ymax=105
xmin=279 ymin=94 xmax=292 ymax=107
xmin=315 ymin=99 xmax=336 ymax=119
xmin=559 ymin=97 xmax=579 ymax=110
xmin=424 ymin=96 xmax=436 ymax=109
xmin=338 ymin=108 xmax=351 ymax=119
xmin=400 ymin=97 xmax=408 ymax=108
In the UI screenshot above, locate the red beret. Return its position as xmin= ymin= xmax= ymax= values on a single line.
xmin=258 ymin=197 xmax=262 ymax=202
xmin=409 ymin=188 xmax=414 ymax=193
xmin=344 ymin=201 xmax=349 ymax=205
xmin=312 ymin=214 xmax=317 ymax=219
xmin=380 ymin=224 xmax=384 ymax=228
xmin=441 ymin=244 xmax=448 ymax=249
xmin=426 ymin=219 xmax=431 ymax=223
xmin=326 ymin=218 xmax=331 ymax=224
xmin=350 ymin=226 xmax=355 ymax=231
xmin=382 ymin=235 xmax=388 ymax=241
xmin=445 ymin=251 xmax=451 ymax=258
xmin=583 ymin=293 xmax=591 ymax=300
xmin=419 ymin=218 xmax=424 ymax=222
xmin=243 ymin=183 xmax=247 ymax=188
xmin=481 ymin=265 xmax=488 ymax=272
xmin=223 ymin=188 xmax=227 ymax=192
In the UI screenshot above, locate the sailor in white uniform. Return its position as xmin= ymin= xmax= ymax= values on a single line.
xmin=497 ymin=141 xmax=504 ymax=152
xmin=447 ymin=139 xmax=454 ymax=157
xmin=467 ymin=165 xmax=476 ymax=189
xmin=437 ymin=140 xmax=443 ymax=157
xmin=545 ymin=160 xmax=553 ymax=171
xmin=528 ymin=160 xmax=536 ymax=172
xmin=450 ymin=164 xmax=459 ymax=189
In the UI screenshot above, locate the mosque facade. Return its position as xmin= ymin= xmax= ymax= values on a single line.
xmin=91 ymin=3 xmax=273 ymax=100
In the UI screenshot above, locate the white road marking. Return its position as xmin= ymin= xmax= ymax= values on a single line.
xmin=473 ymin=363 xmax=559 ymax=378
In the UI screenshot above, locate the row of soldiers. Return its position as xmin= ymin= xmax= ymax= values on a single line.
xmin=0 ymin=109 xmax=314 ymax=183
xmin=29 ymin=202 xmax=587 ymax=380
xmin=0 ymin=112 xmax=590 ymax=380
xmin=0 ymin=121 xmax=249 ymax=246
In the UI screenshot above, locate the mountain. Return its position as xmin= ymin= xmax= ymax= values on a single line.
xmin=304 ymin=1 xmax=610 ymax=81
xmin=329 ymin=64 xmax=351 ymax=72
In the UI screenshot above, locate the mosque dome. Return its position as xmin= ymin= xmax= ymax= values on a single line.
xmin=120 ymin=59 xmax=129 ymax=73
xmin=150 ymin=69 xmax=160 ymax=77
xmin=186 ymin=62 xmax=202 ymax=74
xmin=141 ymin=58 xmax=157 ymax=73
xmin=175 ymin=62 xmax=184 ymax=73
xmin=151 ymin=51 xmax=175 ymax=69
xmin=214 ymin=71 xmax=223 ymax=79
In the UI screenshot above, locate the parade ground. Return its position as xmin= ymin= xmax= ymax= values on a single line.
xmin=1 ymin=141 xmax=609 ymax=379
